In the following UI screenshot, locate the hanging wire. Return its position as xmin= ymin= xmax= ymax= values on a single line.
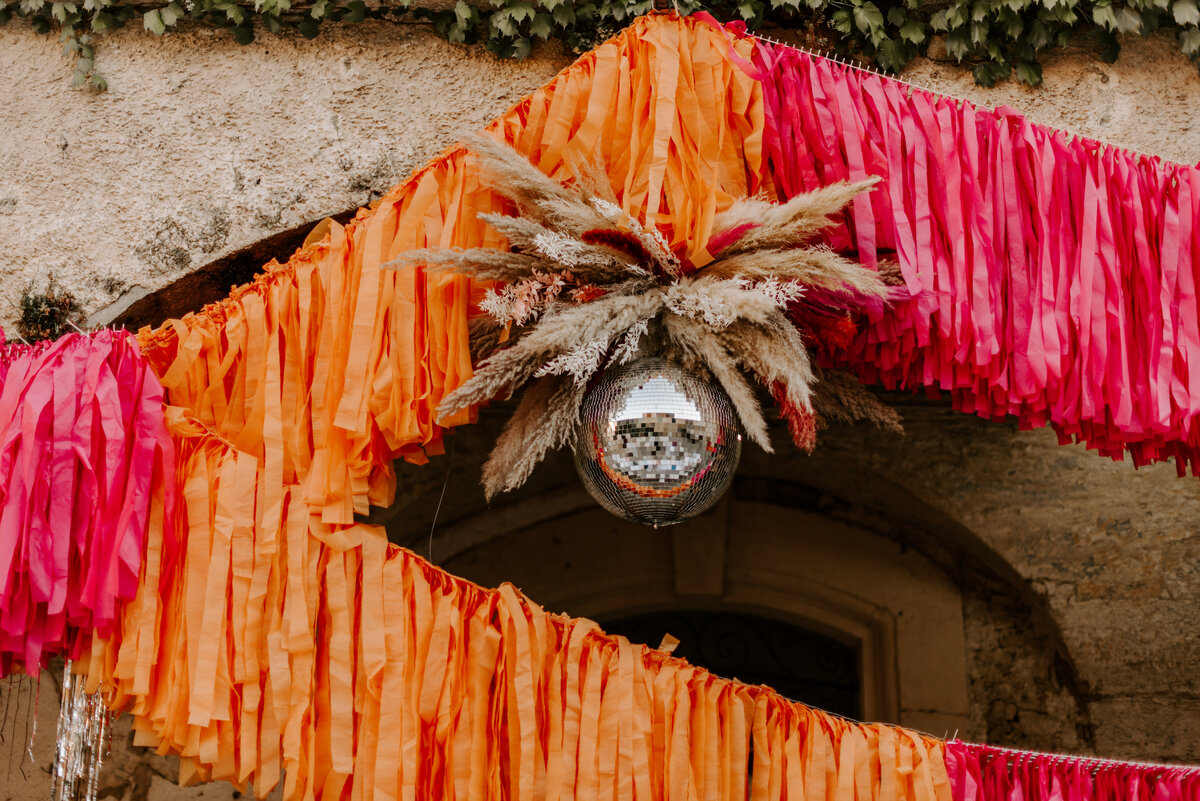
xmin=427 ymin=433 xmax=458 ymax=563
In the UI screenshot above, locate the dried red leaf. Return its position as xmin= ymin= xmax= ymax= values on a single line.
xmin=571 ymin=284 xmax=607 ymax=303
xmin=581 ymin=228 xmax=652 ymax=265
xmin=771 ymin=381 xmax=818 ymax=453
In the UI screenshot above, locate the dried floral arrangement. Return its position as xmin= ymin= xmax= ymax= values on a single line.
xmin=386 ymin=136 xmax=902 ymax=498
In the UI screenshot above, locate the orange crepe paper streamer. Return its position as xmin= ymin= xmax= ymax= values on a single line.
xmin=77 ymin=12 xmax=952 ymax=801
xmin=86 ymin=406 xmax=950 ymax=801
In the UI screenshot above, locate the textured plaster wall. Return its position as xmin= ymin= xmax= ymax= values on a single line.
xmin=0 ymin=21 xmax=568 ymax=333
xmin=2 ymin=15 xmax=1200 ymax=801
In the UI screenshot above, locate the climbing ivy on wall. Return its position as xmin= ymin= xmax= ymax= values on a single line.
xmin=1 ymin=0 xmax=1199 ymax=90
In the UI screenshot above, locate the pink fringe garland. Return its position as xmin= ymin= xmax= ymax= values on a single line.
xmin=754 ymin=41 xmax=1200 ymax=474
xmin=0 ymin=330 xmax=174 ymax=675
xmin=946 ymin=741 xmax=1200 ymax=801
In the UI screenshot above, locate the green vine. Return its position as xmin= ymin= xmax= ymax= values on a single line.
xmin=1 ymin=0 xmax=1198 ymax=90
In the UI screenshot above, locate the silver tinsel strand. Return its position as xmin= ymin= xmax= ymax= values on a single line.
xmin=53 ymin=660 xmax=109 ymax=801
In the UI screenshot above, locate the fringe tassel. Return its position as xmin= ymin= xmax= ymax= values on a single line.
xmin=53 ymin=660 xmax=110 ymax=801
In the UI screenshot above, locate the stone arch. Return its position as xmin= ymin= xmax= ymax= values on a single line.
xmin=425 ymin=438 xmax=1089 ymax=741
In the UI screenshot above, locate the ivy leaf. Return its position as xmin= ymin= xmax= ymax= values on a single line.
xmin=929 ymin=10 xmax=949 ymax=30
xmin=997 ymin=8 xmax=1023 ymax=35
xmin=1180 ymin=25 xmax=1200 ymax=55
xmin=853 ymin=1 xmax=885 ymax=35
xmin=1025 ymin=17 xmax=1050 ymax=47
xmin=899 ymin=18 xmax=926 ymax=41
xmin=492 ymin=9 xmax=517 ymax=35
xmin=946 ymin=27 xmax=972 ymax=59
xmin=143 ymin=8 xmax=164 ymax=34
xmin=453 ymin=0 xmax=472 ymax=25
xmin=831 ymin=7 xmax=853 ymax=32
xmin=211 ymin=0 xmax=244 ymax=23
xmin=972 ymin=60 xmax=1004 ymax=85
xmin=507 ymin=1 xmax=534 ymax=21
xmin=263 ymin=12 xmax=281 ymax=31
xmin=944 ymin=3 xmax=968 ymax=27
xmin=508 ymin=34 xmax=531 ymax=58
xmin=1092 ymin=1 xmax=1118 ymax=29
xmin=232 ymin=20 xmax=252 ymax=42
xmin=1174 ymin=0 xmax=1200 ymax=24
xmin=551 ymin=2 xmax=574 ymax=25
xmin=1114 ymin=6 xmax=1142 ymax=30
xmin=529 ymin=10 xmax=552 ymax=37
xmin=309 ymin=0 xmax=329 ymax=18
xmin=1015 ymin=59 xmax=1043 ymax=84
xmin=91 ymin=10 xmax=113 ymax=28
xmin=0 ymin=6 xmax=10 ymax=22
xmin=886 ymin=6 xmax=906 ymax=25
xmin=344 ymin=0 xmax=366 ymax=22
xmin=91 ymin=74 xmax=106 ymax=90
xmin=159 ymin=1 xmax=182 ymax=26
xmin=875 ymin=37 xmax=910 ymax=70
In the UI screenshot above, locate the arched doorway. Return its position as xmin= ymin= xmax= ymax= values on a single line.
xmin=438 ymin=490 xmax=973 ymax=735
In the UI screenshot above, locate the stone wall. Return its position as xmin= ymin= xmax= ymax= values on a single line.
xmin=0 ymin=20 xmax=569 ymax=334
xmin=2 ymin=15 xmax=1199 ymax=801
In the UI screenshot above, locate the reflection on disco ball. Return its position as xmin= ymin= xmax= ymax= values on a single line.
xmin=573 ymin=357 xmax=742 ymax=527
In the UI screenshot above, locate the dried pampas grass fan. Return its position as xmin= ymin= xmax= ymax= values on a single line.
xmin=384 ymin=136 xmax=902 ymax=500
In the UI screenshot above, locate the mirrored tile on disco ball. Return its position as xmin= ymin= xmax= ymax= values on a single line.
xmin=573 ymin=357 xmax=742 ymax=527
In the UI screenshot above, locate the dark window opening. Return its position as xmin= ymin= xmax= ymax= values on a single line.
xmin=600 ymin=609 xmax=860 ymax=719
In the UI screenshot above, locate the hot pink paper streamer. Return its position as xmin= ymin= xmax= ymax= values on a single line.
xmin=0 ymin=329 xmax=174 ymax=676
xmin=752 ymin=36 xmax=1200 ymax=475
xmin=945 ymin=742 xmax=1200 ymax=801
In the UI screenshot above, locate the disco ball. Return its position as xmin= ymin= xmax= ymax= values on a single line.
xmin=572 ymin=357 xmax=743 ymax=527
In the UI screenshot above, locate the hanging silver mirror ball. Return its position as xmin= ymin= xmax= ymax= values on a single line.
xmin=573 ymin=357 xmax=742 ymax=527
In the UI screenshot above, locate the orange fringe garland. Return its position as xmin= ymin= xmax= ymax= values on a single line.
xmin=85 ymin=409 xmax=951 ymax=800
xmin=78 ymin=13 xmax=952 ymax=801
